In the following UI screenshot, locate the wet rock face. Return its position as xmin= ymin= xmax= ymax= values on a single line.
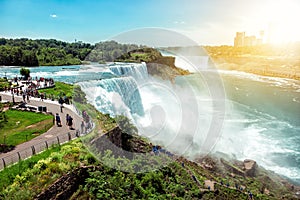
xmin=243 ymin=159 xmax=257 ymax=177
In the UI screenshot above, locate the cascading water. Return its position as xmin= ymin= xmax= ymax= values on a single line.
xmin=78 ymin=76 xmax=144 ymax=117
xmin=109 ymin=62 xmax=148 ymax=81
xmin=78 ymin=62 xmax=149 ymax=117
xmin=1 ymin=60 xmax=299 ymax=184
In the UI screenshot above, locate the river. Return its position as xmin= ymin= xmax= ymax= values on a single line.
xmin=0 ymin=61 xmax=299 ymax=184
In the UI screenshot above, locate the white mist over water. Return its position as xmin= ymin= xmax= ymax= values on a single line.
xmin=87 ymin=58 xmax=300 ymax=184
xmin=0 ymin=60 xmax=299 ymax=184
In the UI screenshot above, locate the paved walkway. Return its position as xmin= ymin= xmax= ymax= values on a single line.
xmin=0 ymin=92 xmax=83 ymax=163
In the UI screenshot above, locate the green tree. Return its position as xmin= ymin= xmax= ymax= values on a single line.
xmin=20 ymin=68 xmax=30 ymax=80
xmin=115 ymin=115 xmax=138 ymax=135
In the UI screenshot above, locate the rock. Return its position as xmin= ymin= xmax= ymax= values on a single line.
xmin=220 ymin=158 xmax=245 ymax=177
xmin=243 ymin=159 xmax=257 ymax=177
xmin=264 ymin=188 xmax=270 ymax=195
xmin=90 ymin=126 xmax=151 ymax=158
xmin=204 ymin=180 xmax=215 ymax=191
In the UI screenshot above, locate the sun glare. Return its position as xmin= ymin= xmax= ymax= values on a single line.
xmin=258 ymin=0 xmax=300 ymax=44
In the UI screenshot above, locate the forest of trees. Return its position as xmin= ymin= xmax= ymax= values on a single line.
xmin=85 ymin=40 xmax=143 ymax=62
xmin=0 ymin=38 xmax=145 ymax=66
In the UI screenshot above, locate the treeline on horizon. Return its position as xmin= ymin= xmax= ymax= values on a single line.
xmin=204 ymin=43 xmax=300 ymax=58
xmin=0 ymin=38 xmax=144 ymax=66
xmin=164 ymin=43 xmax=300 ymax=58
xmin=1 ymin=37 xmax=299 ymax=67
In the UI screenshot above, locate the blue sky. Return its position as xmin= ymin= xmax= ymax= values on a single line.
xmin=1 ymin=0 xmax=299 ymax=45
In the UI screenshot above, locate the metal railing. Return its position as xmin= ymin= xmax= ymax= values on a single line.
xmin=0 ymin=129 xmax=82 ymax=170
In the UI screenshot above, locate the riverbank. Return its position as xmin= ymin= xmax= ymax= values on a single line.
xmin=203 ymin=45 xmax=300 ymax=81
xmin=212 ymin=56 xmax=300 ymax=81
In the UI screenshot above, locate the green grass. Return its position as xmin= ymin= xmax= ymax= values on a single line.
xmin=0 ymin=145 xmax=61 ymax=191
xmin=0 ymin=139 xmax=94 ymax=199
xmin=0 ymin=110 xmax=53 ymax=146
xmin=38 ymin=81 xmax=74 ymax=99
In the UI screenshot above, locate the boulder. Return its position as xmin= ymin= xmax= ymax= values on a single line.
xmin=243 ymin=159 xmax=257 ymax=177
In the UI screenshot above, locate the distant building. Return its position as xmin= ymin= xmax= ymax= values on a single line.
xmin=234 ymin=31 xmax=263 ymax=47
xmin=244 ymin=36 xmax=256 ymax=46
xmin=234 ymin=32 xmax=245 ymax=47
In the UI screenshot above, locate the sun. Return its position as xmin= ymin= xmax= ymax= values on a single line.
xmin=258 ymin=0 xmax=300 ymax=44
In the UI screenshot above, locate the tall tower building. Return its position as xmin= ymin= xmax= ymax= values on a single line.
xmin=234 ymin=32 xmax=245 ymax=47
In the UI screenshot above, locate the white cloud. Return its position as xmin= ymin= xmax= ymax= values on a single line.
xmin=50 ymin=14 xmax=57 ymax=18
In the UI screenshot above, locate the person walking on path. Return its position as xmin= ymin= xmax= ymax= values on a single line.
xmin=40 ymin=93 xmax=44 ymax=101
xmin=26 ymin=93 xmax=30 ymax=102
xmin=68 ymin=115 xmax=74 ymax=130
xmin=58 ymin=97 xmax=64 ymax=113
xmin=55 ymin=113 xmax=62 ymax=127
xmin=66 ymin=114 xmax=70 ymax=126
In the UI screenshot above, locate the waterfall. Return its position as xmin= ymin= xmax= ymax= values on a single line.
xmin=78 ymin=76 xmax=144 ymax=117
xmin=109 ymin=62 xmax=148 ymax=80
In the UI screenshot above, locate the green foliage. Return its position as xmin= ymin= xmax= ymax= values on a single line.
xmin=84 ymin=40 xmax=145 ymax=62
xmin=38 ymin=81 xmax=74 ymax=100
xmin=0 ymin=38 xmax=148 ymax=66
xmin=0 ymin=78 xmax=10 ymax=91
xmin=0 ymin=45 xmax=38 ymax=66
xmin=0 ymin=145 xmax=61 ymax=191
xmin=83 ymin=156 xmax=202 ymax=200
xmin=73 ymin=85 xmax=87 ymax=104
xmin=19 ymin=67 xmax=30 ymax=80
xmin=0 ymin=38 xmax=92 ymax=66
xmin=115 ymin=47 xmax=162 ymax=63
xmin=0 ymin=140 xmax=94 ymax=199
xmin=95 ymin=113 xmax=117 ymax=132
xmin=0 ymin=110 xmax=53 ymax=147
xmin=36 ymin=47 xmax=82 ymax=66
xmin=115 ymin=115 xmax=138 ymax=135
xmin=0 ymin=103 xmax=6 ymax=129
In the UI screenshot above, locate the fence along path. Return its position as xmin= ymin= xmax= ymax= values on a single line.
xmin=0 ymin=92 xmax=88 ymax=170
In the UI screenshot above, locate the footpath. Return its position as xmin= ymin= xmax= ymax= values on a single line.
xmin=0 ymin=92 xmax=84 ymax=169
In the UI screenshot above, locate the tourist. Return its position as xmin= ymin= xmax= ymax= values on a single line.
xmin=55 ymin=113 xmax=61 ymax=127
xmin=66 ymin=114 xmax=70 ymax=126
xmin=81 ymin=120 xmax=85 ymax=134
xmin=26 ymin=93 xmax=30 ymax=102
xmin=249 ymin=191 xmax=253 ymax=199
xmin=58 ymin=97 xmax=64 ymax=113
xmin=68 ymin=115 xmax=74 ymax=130
xmin=60 ymin=104 xmax=63 ymax=113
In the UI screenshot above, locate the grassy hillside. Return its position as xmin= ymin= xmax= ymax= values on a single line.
xmin=0 ymin=113 xmax=298 ymax=199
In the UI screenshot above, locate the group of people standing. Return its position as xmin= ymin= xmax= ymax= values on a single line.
xmin=55 ymin=113 xmax=74 ymax=130
xmin=56 ymin=96 xmax=75 ymax=130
